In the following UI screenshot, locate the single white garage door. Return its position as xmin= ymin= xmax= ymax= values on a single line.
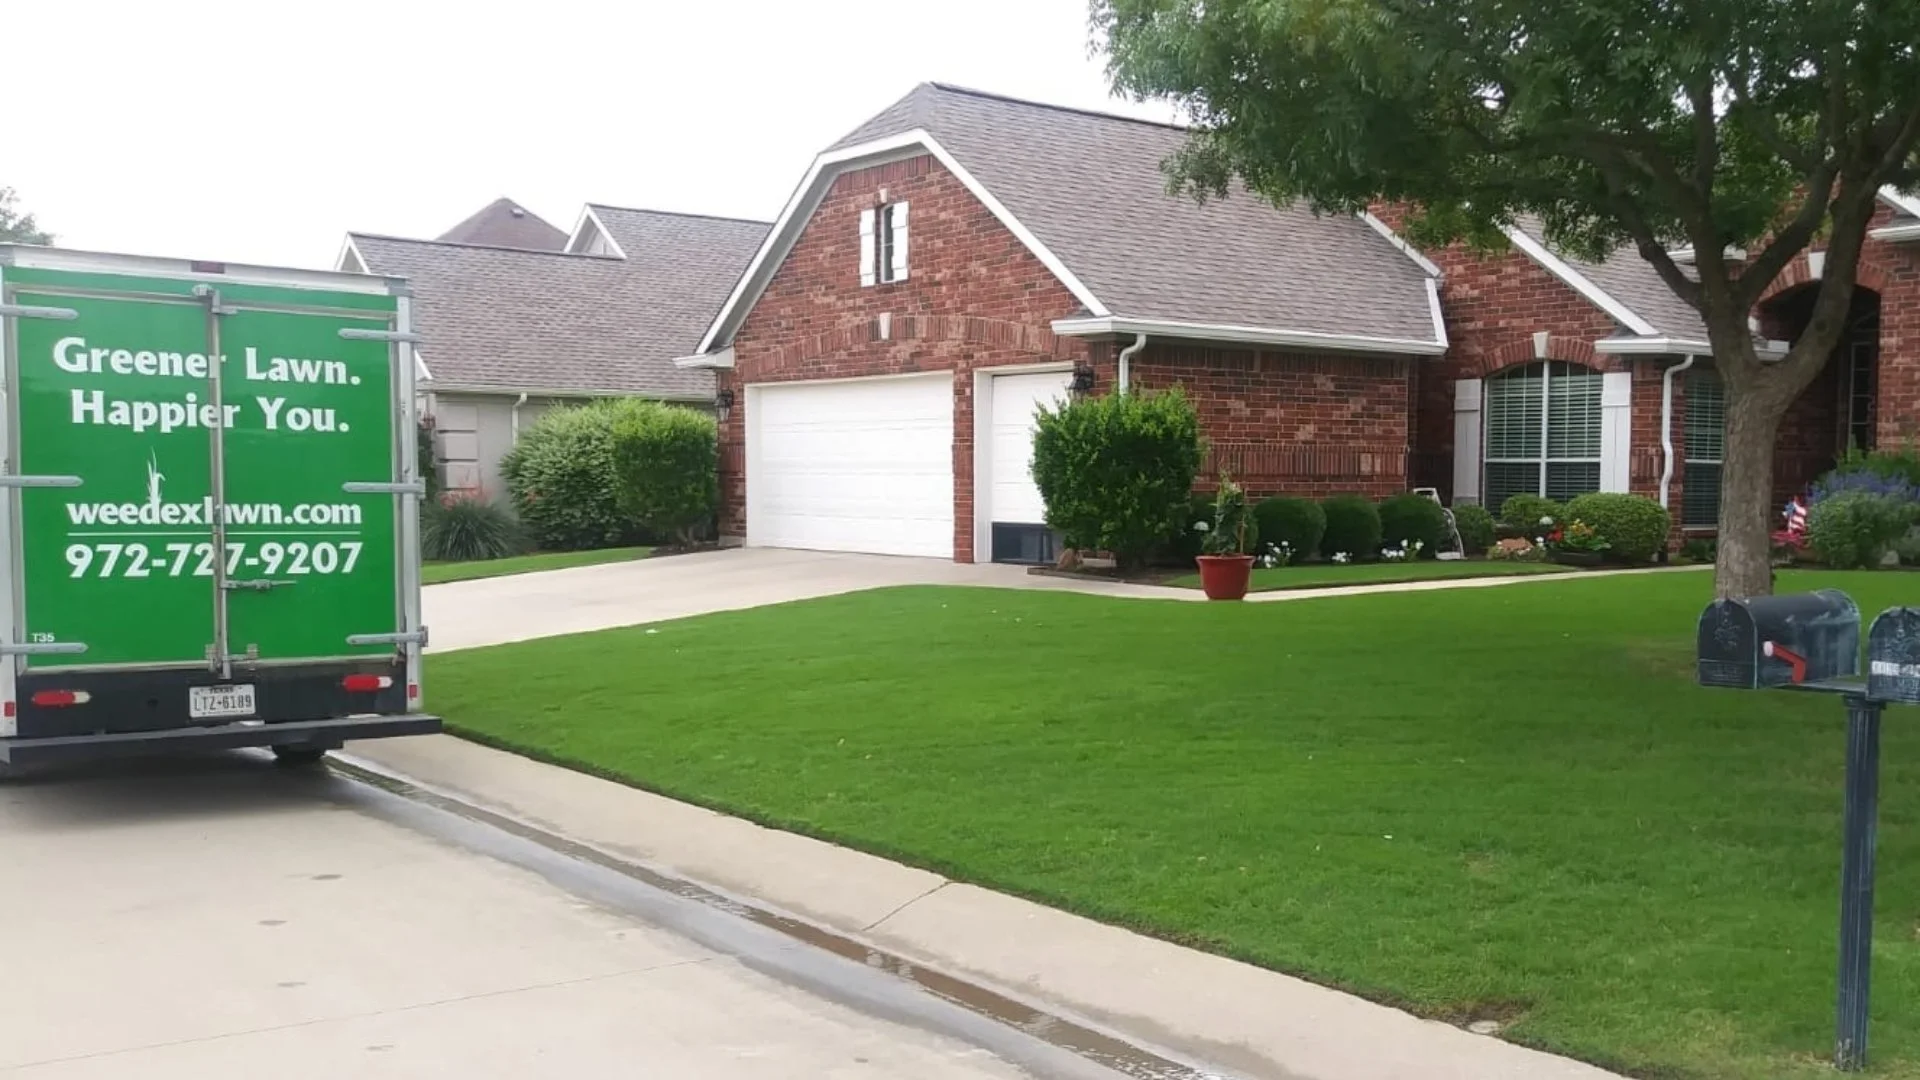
xmin=748 ymin=374 xmax=954 ymax=558
xmin=985 ymin=370 xmax=1071 ymax=563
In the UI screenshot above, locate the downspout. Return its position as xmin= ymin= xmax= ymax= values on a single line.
xmin=1116 ymin=332 xmax=1147 ymax=393
xmin=510 ymin=392 xmax=529 ymax=443
xmin=1658 ymin=355 xmax=1697 ymax=510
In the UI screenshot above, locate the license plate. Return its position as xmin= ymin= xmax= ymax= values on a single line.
xmin=190 ymin=684 xmax=257 ymax=720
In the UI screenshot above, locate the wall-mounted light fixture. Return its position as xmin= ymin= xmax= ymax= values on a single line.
xmin=1069 ymin=365 xmax=1097 ymax=395
xmin=714 ymin=388 xmax=736 ymax=422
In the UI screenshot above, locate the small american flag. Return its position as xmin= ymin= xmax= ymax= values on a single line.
xmin=1783 ymin=498 xmax=1808 ymax=536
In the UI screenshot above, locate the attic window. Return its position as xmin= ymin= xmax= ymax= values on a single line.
xmin=859 ymin=202 xmax=909 ymax=286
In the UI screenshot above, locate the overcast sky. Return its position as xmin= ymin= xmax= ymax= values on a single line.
xmin=11 ymin=0 xmax=1178 ymax=270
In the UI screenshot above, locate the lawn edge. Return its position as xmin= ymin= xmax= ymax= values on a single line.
xmin=422 ymin=546 xmax=654 ymax=586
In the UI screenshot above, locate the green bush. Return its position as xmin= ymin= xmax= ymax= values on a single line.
xmin=611 ymin=404 xmax=718 ymax=547
xmin=1198 ymin=475 xmax=1260 ymax=555
xmin=1161 ymin=491 xmax=1219 ymax=565
xmin=1032 ymin=388 xmax=1205 ymax=571
xmin=1564 ymin=493 xmax=1672 ymax=563
xmin=1451 ymin=503 xmax=1496 ymax=555
xmin=422 ymin=494 xmax=525 ymax=562
xmin=1252 ymin=497 xmax=1326 ymax=561
xmin=1834 ymin=443 xmax=1920 ymax=488
xmin=1895 ymin=530 xmax=1920 ymax=567
xmin=500 ymin=399 xmax=653 ymax=551
xmin=1378 ymin=493 xmax=1448 ymax=557
xmin=1499 ymin=494 xmax=1566 ymax=536
xmin=1320 ymin=494 xmax=1382 ymax=560
xmin=1806 ymin=491 xmax=1917 ymax=569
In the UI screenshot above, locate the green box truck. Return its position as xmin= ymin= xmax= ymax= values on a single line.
xmin=0 ymin=244 xmax=439 ymax=766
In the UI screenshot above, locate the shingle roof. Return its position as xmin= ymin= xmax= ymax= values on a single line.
xmin=1510 ymin=217 xmax=1709 ymax=341
xmin=349 ymin=217 xmax=766 ymax=398
xmin=436 ymin=198 xmax=567 ymax=251
xmin=824 ymin=84 xmax=1438 ymax=342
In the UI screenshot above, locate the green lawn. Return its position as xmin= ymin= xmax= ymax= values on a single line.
xmin=422 ymin=546 xmax=652 ymax=585
xmin=428 ymin=571 xmax=1920 ymax=1079
xmin=1167 ymin=557 xmax=1577 ymax=591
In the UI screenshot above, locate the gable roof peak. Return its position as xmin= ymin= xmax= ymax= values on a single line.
xmin=435 ymin=197 xmax=567 ymax=251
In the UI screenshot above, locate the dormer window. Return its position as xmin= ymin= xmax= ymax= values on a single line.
xmin=859 ymin=202 xmax=909 ymax=286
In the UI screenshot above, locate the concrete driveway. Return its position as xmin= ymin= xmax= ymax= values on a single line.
xmin=426 ymin=547 xmax=1187 ymax=652
xmin=0 ymin=755 xmax=1123 ymax=1080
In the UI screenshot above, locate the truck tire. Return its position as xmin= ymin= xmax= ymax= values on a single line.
xmin=271 ymin=746 xmax=330 ymax=767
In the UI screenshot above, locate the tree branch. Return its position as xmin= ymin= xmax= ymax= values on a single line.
xmin=1733 ymin=160 xmax=1840 ymax=309
xmin=1686 ymin=72 xmax=1720 ymax=204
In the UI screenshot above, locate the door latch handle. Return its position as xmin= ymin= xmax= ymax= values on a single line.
xmin=222 ymin=579 xmax=296 ymax=591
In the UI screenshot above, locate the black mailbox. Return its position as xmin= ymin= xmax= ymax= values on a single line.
xmin=1698 ymin=590 xmax=1861 ymax=690
xmin=1868 ymin=607 xmax=1920 ymax=704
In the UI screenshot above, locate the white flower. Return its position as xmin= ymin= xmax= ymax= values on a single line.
xmin=1538 ymin=515 xmax=1555 ymax=526
xmin=1193 ymin=520 xmax=1210 ymax=532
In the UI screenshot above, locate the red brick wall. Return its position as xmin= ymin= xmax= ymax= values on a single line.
xmin=1127 ymin=343 xmax=1412 ymax=498
xmin=723 ymin=154 xmax=1089 ymax=561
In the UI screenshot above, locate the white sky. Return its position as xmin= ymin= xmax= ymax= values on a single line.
xmin=10 ymin=0 xmax=1178 ymax=270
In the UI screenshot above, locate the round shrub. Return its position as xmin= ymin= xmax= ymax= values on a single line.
xmin=500 ymin=398 xmax=654 ymax=551
xmin=422 ymin=494 xmax=525 ymax=562
xmin=1563 ymin=492 xmax=1672 ymax=563
xmin=1032 ymin=387 xmax=1205 ymax=571
xmin=1320 ymin=494 xmax=1382 ymax=560
xmin=1451 ymin=503 xmax=1496 ymax=556
xmin=1806 ymin=491 xmax=1918 ymax=569
xmin=1251 ymin=496 xmax=1326 ymax=561
xmin=1499 ymin=493 xmax=1566 ymax=536
xmin=1377 ymin=493 xmax=1448 ymax=557
xmin=611 ymin=404 xmax=719 ymax=546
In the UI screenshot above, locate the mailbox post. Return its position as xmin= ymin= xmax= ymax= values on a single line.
xmin=1698 ymin=595 xmax=1920 ymax=1072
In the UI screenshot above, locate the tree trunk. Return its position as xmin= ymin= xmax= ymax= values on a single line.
xmin=1715 ymin=385 xmax=1785 ymax=598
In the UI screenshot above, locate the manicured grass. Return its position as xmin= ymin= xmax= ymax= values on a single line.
xmin=1167 ymin=557 xmax=1577 ymax=591
xmin=421 ymin=546 xmax=651 ymax=585
xmin=428 ymin=572 xmax=1920 ymax=1079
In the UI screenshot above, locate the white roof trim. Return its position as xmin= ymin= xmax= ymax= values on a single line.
xmin=335 ymin=236 xmax=370 ymax=274
xmin=1501 ymin=225 xmax=1659 ymax=336
xmin=563 ymin=205 xmax=628 ymax=259
xmin=697 ymin=128 xmax=1109 ymax=355
xmin=1357 ymin=211 xmax=1442 ymax=277
xmin=1878 ymin=186 xmax=1920 ymax=218
xmin=673 ymin=346 xmax=735 ymax=370
xmin=1871 ymin=221 xmax=1920 ymax=243
xmin=1424 ymin=278 xmax=1449 ymax=351
xmin=413 ymin=348 xmax=434 ymax=383
xmin=426 ymin=381 xmax=712 ymax=402
xmin=1051 ymin=315 xmax=1446 ymax=356
xmin=1594 ymin=335 xmax=1789 ymax=359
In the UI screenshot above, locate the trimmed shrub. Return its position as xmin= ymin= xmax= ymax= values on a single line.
xmin=1807 ymin=491 xmax=1918 ymax=569
xmin=1499 ymin=493 xmax=1566 ymax=536
xmin=1564 ymin=492 xmax=1672 ymax=563
xmin=422 ymin=494 xmax=524 ymax=562
xmin=1452 ymin=503 xmax=1496 ymax=556
xmin=1032 ymin=388 xmax=1205 ymax=571
xmin=1320 ymin=494 xmax=1382 ymax=560
xmin=1252 ymin=496 xmax=1326 ymax=561
xmin=500 ymin=398 xmax=654 ymax=551
xmin=1378 ymin=493 xmax=1448 ymax=557
xmin=611 ymin=404 xmax=719 ymax=546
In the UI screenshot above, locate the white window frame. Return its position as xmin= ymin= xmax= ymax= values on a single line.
xmin=860 ymin=202 xmax=909 ymax=287
xmin=1482 ymin=361 xmax=1605 ymax=507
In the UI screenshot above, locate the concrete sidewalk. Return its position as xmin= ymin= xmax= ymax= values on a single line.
xmin=345 ymin=735 xmax=1627 ymax=1080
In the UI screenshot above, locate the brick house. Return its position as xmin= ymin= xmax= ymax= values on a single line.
xmin=678 ymin=82 xmax=1918 ymax=563
xmin=679 ymin=84 xmax=1445 ymax=562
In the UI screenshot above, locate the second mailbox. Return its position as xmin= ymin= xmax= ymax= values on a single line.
xmin=1698 ymin=589 xmax=1861 ymax=690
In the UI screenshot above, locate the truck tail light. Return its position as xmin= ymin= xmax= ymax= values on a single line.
xmin=407 ymin=682 xmax=420 ymax=701
xmin=31 ymin=690 xmax=91 ymax=707
xmin=342 ymin=675 xmax=393 ymax=692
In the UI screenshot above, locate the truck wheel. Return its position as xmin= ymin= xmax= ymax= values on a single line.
xmin=271 ymin=746 xmax=329 ymax=767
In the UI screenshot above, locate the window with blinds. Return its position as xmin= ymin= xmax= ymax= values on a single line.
xmin=1683 ymin=370 xmax=1726 ymax=528
xmin=1482 ymin=361 xmax=1604 ymax=512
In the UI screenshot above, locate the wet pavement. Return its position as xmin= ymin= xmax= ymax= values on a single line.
xmin=0 ymin=753 xmax=1143 ymax=1080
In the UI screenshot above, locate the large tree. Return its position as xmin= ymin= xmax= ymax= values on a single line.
xmin=0 ymin=187 xmax=53 ymax=246
xmin=1096 ymin=0 xmax=1920 ymax=597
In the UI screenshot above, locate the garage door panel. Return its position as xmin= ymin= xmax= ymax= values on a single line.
xmin=988 ymin=372 xmax=1071 ymax=526
xmin=750 ymin=376 xmax=954 ymax=559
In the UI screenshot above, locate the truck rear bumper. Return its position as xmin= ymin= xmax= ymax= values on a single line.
xmin=0 ymin=714 xmax=441 ymax=766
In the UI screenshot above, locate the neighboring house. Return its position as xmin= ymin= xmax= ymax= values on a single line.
xmin=1397 ymin=191 xmax=1920 ymax=535
xmin=678 ymin=83 xmax=1445 ymax=563
xmin=435 ymin=197 xmax=568 ymax=250
xmin=337 ymin=202 xmax=768 ymax=496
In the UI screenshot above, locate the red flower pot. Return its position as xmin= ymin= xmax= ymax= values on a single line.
xmin=1195 ymin=554 xmax=1255 ymax=600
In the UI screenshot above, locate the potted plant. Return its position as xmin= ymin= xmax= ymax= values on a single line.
xmin=1547 ymin=519 xmax=1610 ymax=566
xmin=1194 ymin=473 xmax=1256 ymax=600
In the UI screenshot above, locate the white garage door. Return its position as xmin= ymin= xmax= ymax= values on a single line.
xmin=749 ymin=375 xmax=954 ymax=558
xmin=987 ymin=371 xmax=1072 ymax=526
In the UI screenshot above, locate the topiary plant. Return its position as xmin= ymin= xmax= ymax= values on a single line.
xmin=1377 ymin=493 xmax=1448 ymax=557
xmin=422 ymin=494 xmax=525 ymax=562
xmin=1032 ymin=387 xmax=1205 ymax=572
xmin=1498 ymin=493 xmax=1566 ymax=536
xmin=1451 ymin=503 xmax=1496 ymax=556
xmin=500 ymin=398 xmax=654 ymax=551
xmin=1563 ymin=492 xmax=1672 ymax=563
xmin=1319 ymin=494 xmax=1382 ymax=560
xmin=1251 ymin=496 xmax=1325 ymax=561
xmin=611 ymin=404 xmax=719 ymax=547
